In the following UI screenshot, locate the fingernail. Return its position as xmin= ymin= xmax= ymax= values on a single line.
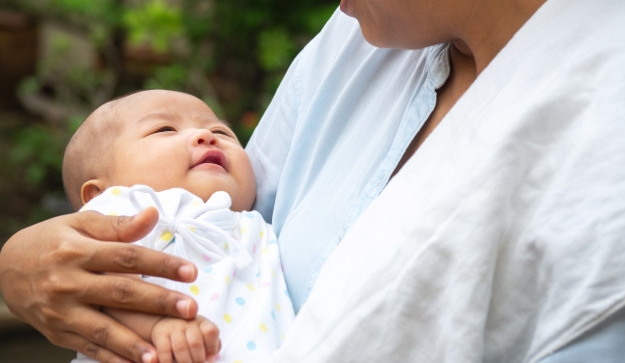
xmin=142 ymin=351 xmax=154 ymax=363
xmin=176 ymin=299 xmax=191 ymax=315
xmin=178 ymin=264 xmax=195 ymax=280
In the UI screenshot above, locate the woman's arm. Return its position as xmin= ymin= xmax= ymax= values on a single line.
xmin=0 ymin=208 xmax=199 ymax=363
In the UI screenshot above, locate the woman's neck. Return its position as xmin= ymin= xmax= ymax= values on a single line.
xmin=450 ymin=0 xmax=546 ymax=75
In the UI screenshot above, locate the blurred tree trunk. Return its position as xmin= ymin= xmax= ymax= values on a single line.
xmin=0 ymin=8 xmax=39 ymax=110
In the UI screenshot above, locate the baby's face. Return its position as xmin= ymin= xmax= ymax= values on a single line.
xmin=106 ymin=90 xmax=256 ymax=211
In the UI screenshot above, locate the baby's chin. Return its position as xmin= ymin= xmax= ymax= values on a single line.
xmin=225 ymin=191 xmax=256 ymax=212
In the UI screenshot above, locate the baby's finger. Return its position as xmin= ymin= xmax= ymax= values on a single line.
xmin=153 ymin=333 xmax=174 ymax=363
xmin=185 ymin=324 xmax=207 ymax=363
xmin=171 ymin=329 xmax=193 ymax=363
xmin=200 ymin=319 xmax=221 ymax=359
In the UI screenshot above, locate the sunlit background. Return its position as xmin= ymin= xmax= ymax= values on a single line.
xmin=0 ymin=0 xmax=335 ymax=360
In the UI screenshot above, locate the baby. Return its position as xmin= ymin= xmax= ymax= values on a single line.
xmin=63 ymin=89 xmax=294 ymax=363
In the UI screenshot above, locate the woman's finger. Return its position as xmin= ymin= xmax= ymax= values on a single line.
xmin=72 ymin=207 xmax=159 ymax=243
xmin=53 ymin=331 xmax=134 ymax=363
xmin=70 ymin=307 xmax=161 ymax=363
xmin=81 ymin=241 xmax=197 ymax=284
xmin=41 ymin=305 xmax=156 ymax=363
xmin=73 ymin=209 xmax=199 ymax=283
xmin=76 ymin=273 xmax=199 ymax=318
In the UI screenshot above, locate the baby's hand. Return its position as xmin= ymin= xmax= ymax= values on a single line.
xmin=151 ymin=316 xmax=221 ymax=363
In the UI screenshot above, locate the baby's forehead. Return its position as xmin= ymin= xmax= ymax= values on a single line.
xmin=121 ymin=93 xmax=223 ymax=122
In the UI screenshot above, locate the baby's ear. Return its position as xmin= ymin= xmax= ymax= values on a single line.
xmin=81 ymin=179 xmax=106 ymax=205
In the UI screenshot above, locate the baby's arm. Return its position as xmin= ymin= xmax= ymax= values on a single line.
xmin=105 ymin=276 xmax=221 ymax=363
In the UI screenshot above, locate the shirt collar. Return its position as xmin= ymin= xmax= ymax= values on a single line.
xmin=426 ymin=42 xmax=451 ymax=90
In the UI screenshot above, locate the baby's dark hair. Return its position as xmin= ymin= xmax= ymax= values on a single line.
xmin=62 ymin=97 xmax=126 ymax=210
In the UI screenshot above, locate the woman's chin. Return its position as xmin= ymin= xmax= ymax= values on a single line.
xmin=339 ymin=0 xmax=354 ymax=17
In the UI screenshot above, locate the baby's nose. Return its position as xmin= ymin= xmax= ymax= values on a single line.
xmin=193 ymin=129 xmax=217 ymax=146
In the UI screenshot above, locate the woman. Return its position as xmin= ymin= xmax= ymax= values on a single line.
xmin=2 ymin=0 xmax=625 ymax=362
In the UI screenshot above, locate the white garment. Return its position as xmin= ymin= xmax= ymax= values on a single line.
xmin=271 ymin=0 xmax=625 ymax=362
xmin=247 ymin=8 xmax=447 ymax=311
xmin=74 ymin=186 xmax=294 ymax=363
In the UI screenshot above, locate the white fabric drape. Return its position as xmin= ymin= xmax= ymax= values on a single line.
xmin=271 ymin=0 xmax=625 ymax=361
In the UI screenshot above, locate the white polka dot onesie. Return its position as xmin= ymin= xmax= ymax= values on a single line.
xmin=72 ymin=185 xmax=294 ymax=363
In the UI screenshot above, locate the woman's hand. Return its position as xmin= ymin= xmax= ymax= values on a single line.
xmin=0 ymin=207 xmax=199 ymax=363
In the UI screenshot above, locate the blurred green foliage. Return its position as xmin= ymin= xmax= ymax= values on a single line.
xmin=0 ymin=0 xmax=336 ymax=241
xmin=9 ymin=120 xmax=77 ymax=187
xmin=123 ymin=1 xmax=184 ymax=52
xmin=4 ymin=0 xmax=337 ymax=137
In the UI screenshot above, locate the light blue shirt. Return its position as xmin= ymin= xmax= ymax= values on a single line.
xmin=246 ymin=9 xmax=450 ymax=312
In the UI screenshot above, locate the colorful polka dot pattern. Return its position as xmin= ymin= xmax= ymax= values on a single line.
xmin=81 ymin=186 xmax=295 ymax=363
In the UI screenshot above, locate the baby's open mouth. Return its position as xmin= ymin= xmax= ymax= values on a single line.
xmin=196 ymin=150 xmax=227 ymax=170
